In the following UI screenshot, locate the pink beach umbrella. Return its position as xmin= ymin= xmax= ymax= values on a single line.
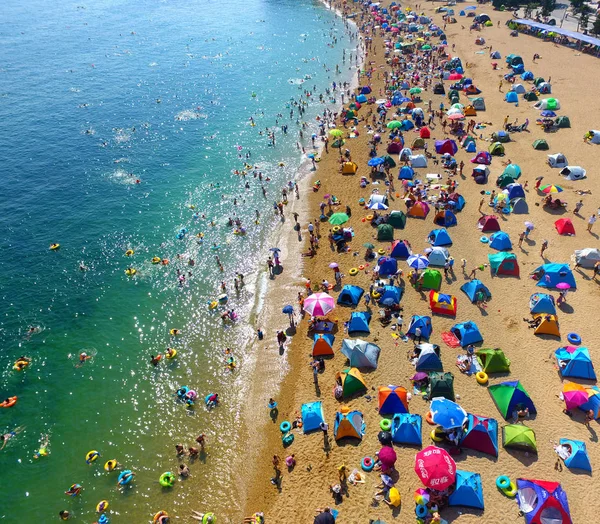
xmin=556 ymin=282 xmax=571 ymax=290
xmin=563 ymin=383 xmax=589 ymax=410
xmin=378 ymin=446 xmax=397 ymax=470
xmin=414 ymin=446 xmax=456 ymax=490
xmin=447 ymin=113 xmax=465 ymax=120
xmin=303 ymin=292 xmax=335 ymax=316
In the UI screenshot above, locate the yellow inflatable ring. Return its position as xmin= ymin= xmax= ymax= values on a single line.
xmin=366 ymin=215 xmax=374 ymax=221
xmin=372 ymin=292 xmax=381 ymax=299
xmin=169 ymin=329 xmax=180 ymax=336
xmin=378 ymin=248 xmax=386 ymax=255
xmin=349 ymin=268 xmax=359 ymax=276
xmin=431 ymin=429 xmax=444 ymax=442
xmin=104 ymin=459 xmax=117 ymax=472
xmin=96 ymin=500 xmax=109 ymax=513
xmin=503 ymin=482 xmax=517 ymax=498
xmin=476 ymin=371 xmax=488 ymax=385
xmin=151 ymin=257 xmax=161 ymax=264
xmin=125 ymin=250 xmax=134 ymax=256
xmin=125 ymin=268 xmax=137 ymax=276
xmin=49 ymin=243 xmax=60 ymax=250
xmin=332 ymin=226 xmax=341 ymax=233
xmin=165 ymin=349 xmax=177 ymax=359
xmin=209 ymin=301 xmax=218 ymax=309
xmin=358 ymin=265 xmax=365 ymax=270
xmin=86 ymin=450 xmax=100 ymax=463
xmin=153 ymin=511 xmax=169 ymax=523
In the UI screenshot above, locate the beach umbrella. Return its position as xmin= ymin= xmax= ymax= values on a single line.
xmin=540 ymin=110 xmax=556 ymax=117
xmin=282 ymin=305 xmax=294 ymax=315
xmin=414 ymin=446 xmax=456 ymax=490
xmin=329 ymin=129 xmax=344 ymax=137
xmin=540 ymin=184 xmax=563 ymax=194
xmin=414 ymin=487 xmax=430 ymax=505
xmin=303 ymin=292 xmax=335 ymax=316
xmin=368 ymin=202 xmax=389 ymax=210
xmin=430 ymin=397 xmax=467 ymax=430
xmin=422 ymin=44 xmax=432 ymax=50
xmin=448 ymin=73 xmax=463 ymax=80
xmin=363 ymin=242 xmax=375 ymax=249
xmin=328 ymin=213 xmax=349 ymax=225
xmin=270 ymin=247 xmax=281 ymax=253
xmin=410 ymin=372 xmax=429 ymax=381
xmin=409 ymin=87 xmax=422 ymax=94
xmin=331 ymin=139 xmax=345 ymax=148
xmin=378 ymin=446 xmax=397 ymax=469
xmin=407 ymin=254 xmax=430 ymax=270
xmin=328 ymin=262 xmax=339 ymax=269
xmin=387 ymin=120 xmax=403 ymax=129
xmin=447 ymin=113 xmax=465 ymax=120
xmin=368 ymin=157 xmax=385 ymax=167
xmin=556 ymin=282 xmax=571 ymax=290
xmin=563 ymin=383 xmax=589 ymax=409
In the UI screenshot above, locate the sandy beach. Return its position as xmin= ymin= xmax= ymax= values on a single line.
xmin=240 ymin=2 xmax=600 ymax=523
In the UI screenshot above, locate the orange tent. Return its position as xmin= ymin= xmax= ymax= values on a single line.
xmin=312 ymin=334 xmax=335 ymax=357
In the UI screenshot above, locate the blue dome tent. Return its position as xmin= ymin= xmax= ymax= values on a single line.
xmin=348 ymin=311 xmax=371 ymax=335
xmin=489 ymin=231 xmax=512 ymax=251
xmin=450 ymin=321 xmax=483 ymax=347
xmin=378 ymin=285 xmax=402 ymax=306
xmin=391 ymin=413 xmax=422 ymax=445
xmin=390 ymin=240 xmax=411 ymax=259
xmin=448 ymin=470 xmax=485 ymax=510
xmin=505 ymin=91 xmax=519 ymax=103
xmin=301 ymin=401 xmax=325 ymax=433
xmin=559 ymin=438 xmax=592 ymax=471
xmin=529 ymin=293 xmax=556 ymax=315
xmin=428 ymin=228 xmax=453 ymax=246
xmin=555 ymin=346 xmax=596 ymax=380
xmin=398 ymin=165 xmax=415 ymax=180
xmin=376 ymin=256 xmax=398 ymax=277
xmin=337 ymin=285 xmax=364 ymax=306
xmin=407 ymin=315 xmax=432 ymax=339
xmin=532 ymin=263 xmax=576 ymax=289
xmin=460 ymin=280 xmax=491 ymax=303
xmin=415 ymin=343 xmax=443 ymax=371
xmin=506 ymin=183 xmax=526 ymax=200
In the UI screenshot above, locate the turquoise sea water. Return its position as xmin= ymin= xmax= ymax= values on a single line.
xmin=0 ymin=0 xmax=354 ymax=520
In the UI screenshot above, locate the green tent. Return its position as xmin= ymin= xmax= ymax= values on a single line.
xmin=387 ymin=210 xmax=406 ymax=229
xmin=523 ymin=92 xmax=538 ymax=102
xmin=377 ymin=223 xmax=394 ymax=241
xmin=487 ymin=253 xmax=519 ymax=276
xmin=503 ymin=424 xmax=537 ymax=453
xmin=555 ymin=116 xmax=570 ymax=128
xmin=427 ymin=372 xmax=455 ymax=401
xmin=496 ymin=173 xmax=517 ymax=189
xmin=489 ymin=381 xmax=534 ymax=418
xmin=476 ymin=348 xmax=511 ymax=373
xmin=488 ymin=141 xmax=505 ymax=155
xmin=336 ymin=367 xmax=367 ymax=397
xmin=329 ymin=213 xmax=349 ymax=225
xmin=383 ymin=155 xmax=397 ymax=168
xmin=533 ymin=77 xmax=545 ymax=86
xmin=419 ymin=268 xmax=442 ymax=290
xmin=492 ymin=132 xmax=510 ymax=143
xmin=532 ymin=139 xmax=549 ymax=150
xmin=502 ymin=164 xmax=521 ymax=179
xmin=448 ymin=89 xmax=460 ymax=101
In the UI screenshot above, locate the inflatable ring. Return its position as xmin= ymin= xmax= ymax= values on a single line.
xmin=431 ymin=428 xmax=444 ymax=442
xmin=152 ymin=257 xmax=161 ymax=264
xmin=502 ymin=207 xmax=511 ymax=214
xmin=86 ymin=450 xmax=100 ymax=464
xmin=170 ymin=329 xmax=180 ymax=336
xmin=476 ymin=371 xmax=488 ymax=385
xmin=165 ymin=349 xmax=177 ymax=359
xmin=332 ymin=226 xmax=341 ymax=233
xmin=567 ymin=333 xmax=581 ymax=345
xmin=496 ymin=475 xmax=511 ymax=490
xmin=96 ymin=500 xmax=109 ymax=513
xmin=153 ymin=511 xmax=168 ymax=523
xmin=361 ymin=456 xmax=374 ymax=472
xmin=366 ymin=215 xmax=374 ymax=221
xmin=49 ymin=243 xmax=60 ymax=250
xmin=372 ymin=292 xmax=381 ymax=299
xmin=380 ymin=419 xmax=392 ymax=431
xmin=378 ymin=248 xmax=386 ymax=255
xmin=125 ymin=250 xmax=134 ymax=256
xmin=0 ymin=396 xmax=17 ymax=408
xmin=125 ymin=268 xmax=137 ymax=276
xmin=159 ymin=472 xmax=175 ymax=487
xmin=358 ymin=265 xmax=365 ymax=270
xmin=349 ymin=268 xmax=359 ymax=276
xmin=416 ymin=504 xmax=429 ymax=518
xmin=118 ymin=470 xmax=134 ymax=485
xmin=425 ymin=411 xmax=435 ymax=425
xmin=503 ymin=481 xmax=518 ymax=498
xmin=104 ymin=459 xmax=117 ymax=472
xmin=13 ymin=360 xmax=29 ymax=371
xmin=280 ymin=421 xmax=291 ymax=433
xmin=480 ymin=236 xmax=489 ymax=243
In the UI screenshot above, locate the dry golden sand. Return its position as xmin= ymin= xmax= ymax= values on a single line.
xmin=240 ymin=3 xmax=600 ymax=523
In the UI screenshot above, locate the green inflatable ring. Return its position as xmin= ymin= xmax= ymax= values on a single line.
xmin=380 ymin=418 xmax=392 ymax=431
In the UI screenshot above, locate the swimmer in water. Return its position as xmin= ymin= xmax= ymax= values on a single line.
xmin=59 ymin=510 xmax=71 ymax=520
xmin=64 ymin=484 xmax=82 ymax=497
xmin=1 ymin=426 xmax=25 ymax=451
xmin=75 ymin=352 xmax=93 ymax=367
xmin=79 ymin=262 xmax=89 ymax=271
xmin=165 ymin=348 xmax=176 ymax=359
xmin=150 ymin=354 xmax=162 ymax=366
xmin=33 ymin=434 xmax=50 ymax=459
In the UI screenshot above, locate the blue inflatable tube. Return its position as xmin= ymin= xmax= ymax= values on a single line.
xmin=280 ymin=421 xmax=291 ymax=433
xmin=567 ymin=333 xmax=581 ymax=345
xmin=118 ymin=470 xmax=134 ymax=485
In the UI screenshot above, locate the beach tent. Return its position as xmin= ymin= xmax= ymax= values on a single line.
xmin=399 ymin=165 xmax=415 ymax=180
xmin=478 ymin=215 xmax=501 ymax=232
xmin=476 ymin=348 xmax=511 ymax=373
xmin=464 ymin=105 xmax=477 ymax=116
xmin=538 ymin=82 xmax=552 ymax=94
xmin=555 ymin=346 xmax=596 ymax=380
xmin=460 ymin=279 xmax=491 ymax=302
xmin=511 ymin=198 xmax=529 ymax=214
xmin=572 ymin=248 xmax=600 ymax=268
xmin=376 ymin=256 xmax=398 ymax=277
xmin=407 ymin=201 xmax=430 ymax=218
xmin=420 ymin=126 xmax=431 ymax=138
xmin=470 ymin=151 xmax=491 ymax=165
xmin=427 ymin=247 xmax=449 ymax=267
xmin=472 ymin=165 xmax=489 ymax=184
xmin=391 ymin=413 xmax=422 ymax=445
xmin=587 ymin=130 xmax=600 ymax=144
xmin=412 ymin=137 xmax=426 ymax=149
xmin=449 ymin=193 xmax=466 ymax=212
xmin=341 ymin=339 xmax=381 ymax=369
xmin=476 ymin=13 xmax=491 ymax=23
xmin=555 ymin=116 xmax=570 ymax=128
xmin=560 ymin=166 xmax=586 ymax=181
xmin=460 ymin=414 xmax=498 ymax=456
xmin=521 ymin=70 xmax=534 ymax=80
xmin=534 ymin=98 xmax=560 ymax=110
xmin=427 ymin=372 xmax=455 ymax=401
xmin=348 ymin=311 xmax=371 ymax=335
xmin=503 ymin=162 xmax=522 ymax=178
xmin=580 ymin=387 xmax=600 ymax=418
xmin=360 ymin=86 xmax=371 ymax=95
xmin=505 ymin=91 xmax=519 ymax=103
xmin=377 ymin=223 xmax=394 ymax=241
xmin=529 ymin=293 xmax=556 ymax=315
xmin=410 ymin=155 xmax=428 ymax=168
xmin=390 ymin=239 xmax=411 ymax=259
xmin=524 ymin=91 xmax=539 ymax=102
xmin=532 ymin=139 xmax=549 ymax=150
xmin=555 ymin=218 xmax=576 ymax=236
xmin=433 ymin=83 xmax=445 ymax=95
xmin=407 ymin=315 xmax=433 ymax=339
xmin=492 ymin=130 xmax=510 ymax=143
xmin=488 ymin=252 xmax=519 ymax=276
xmin=356 ymin=94 xmax=367 ymax=103
xmin=399 ymin=147 xmax=413 ymax=161
xmin=334 ymin=407 xmax=365 ymax=441
xmin=559 ymin=438 xmax=592 ymax=472
xmin=505 ymin=183 xmax=525 ymax=200
xmin=312 ymin=334 xmax=335 ymax=357
xmin=516 ymin=479 xmax=572 ymax=524
xmin=448 ymin=470 xmax=484 ymax=510
xmin=489 ymin=231 xmax=512 ymax=251
xmin=415 ymin=343 xmax=443 ymax=371
xmin=336 ymin=368 xmax=367 ymax=397
xmin=435 ymin=139 xmax=458 ymax=156
xmin=433 ymin=210 xmax=457 ymax=228
xmin=301 ymin=401 xmax=325 ymax=433
xmin=532 ymin=314 xmax=560 ymax=336
xmin=450 ymin=321 xmax=483 ymax=347
xmin=462 ymin=135 xmax=477 ymax=149
xmin=429 ymin=291 xmax=457 ymax=316
xmin=489 ymin=381 xmax=536 ymax=419
xmin=387 ymin=211 xmax=407 ymax=229
xmin=378 ymin=385 xmax=409 ymax=415
xmin=337 ymin=285 xmax=364 ymax=306
xmin=503 ymin=424 xmax=538 ymax=453
xmin=419 ymin=269 xmax=442 ymax=290
xmin=532 ymin=263 xmax=576 ymax=289
xmin=382 ymin=155 xmax=397 ymax=169
xmin=342 ymin=162 xmax=358 ymax=174
xmin=387 ymin=141 xmax=404 ymax=154
xmin=472 ymin=97 xmax=485 ymax=110
xmin=378 ymin=285 xmax=402 ymax=306
xmin=489 ymin=142 xmax=505 ymax=156
xmin=428 ymin=228 xmax=453 ymax=246
xmin=490 ymin=51 xmax=501 ymax=59
xmin=511 ymin=83 xmax=526 ymax=94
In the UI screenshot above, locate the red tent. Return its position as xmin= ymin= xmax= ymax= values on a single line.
xmin=478 ymin=215 xmax=501 ymax=232
xmin=555 ymin=218 xmax=576 ymax=236
xmin=419 ymin=127 xmax=431 ymax=139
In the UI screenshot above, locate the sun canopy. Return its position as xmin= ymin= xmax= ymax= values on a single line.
xmin=391 ymin=413 xmax=422 ymax=445
xmin=378 ymin=385 xmax=408 ymax=415
xmin=301 ymin=401 xmax=325 ymax=433
xmin=516 ymin=478 xmax=572 ymax=524
xmin=341 ymin=339 xmax=381 ymax=369
xmin=460 ymin=414 xmax=498 ymax=456
xmin=448 ymin=470 xmax=484 ymax=510
xmin=489 ymin=381 xmax=536 ymax=419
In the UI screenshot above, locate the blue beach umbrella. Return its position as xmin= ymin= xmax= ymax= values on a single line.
xmin=407 ymin=254 xmax=429 ymax=270
xmin=368 ymin=157 xmax=385 ymax=167
xmin=282 ymin=305 xmax=294 ymax=314
xmin=430 ymin=397 xmax=468 ymax=430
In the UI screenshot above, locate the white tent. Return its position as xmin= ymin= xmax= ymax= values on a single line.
xmin=560 ymin=166 xmax=586 ymax=180
xmin=547 ymin=153 xmax=568 ymax=168
xmin=589 ymin=130 xmax=600 ymax=145
xmin=410 ymin=155 xmax=428 ymax=168
xmin=426 ymin=246 xmax=449 ymax=266
xmin=511 ymin=84 xmax=526 ymax=94
xmin=369 ymin=193 xmax=389 ymax=206
xmin=473 ymin=164 xmax=490 ymax=176
xmin=399 ymin=147 xmax=413 ymax=160
xmin=534 ymin=98 xmax=561 ymax=110
xmin=572 ymin=248 xmax=600 ymax=269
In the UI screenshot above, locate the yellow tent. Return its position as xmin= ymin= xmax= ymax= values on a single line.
xmin=342 ymin=162 xmax=358 ymax=175
xmin=464 ymin=105 xmax=477 ymax=116
xmin=533 ymin=314 xmax=560 ymax=336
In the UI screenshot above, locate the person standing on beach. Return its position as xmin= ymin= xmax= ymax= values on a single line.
xmin=573 ymin=200 xmax=583 ymax=215
xmin=267 ymin=257 xmax=274 ymax=277
xmin=587 ymin=214 xmax=597 ymax=233
xmin=518 ymin=231 xmax=525 ymax=248
xmin=540 ymin=240 xmax=548 ymax=258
